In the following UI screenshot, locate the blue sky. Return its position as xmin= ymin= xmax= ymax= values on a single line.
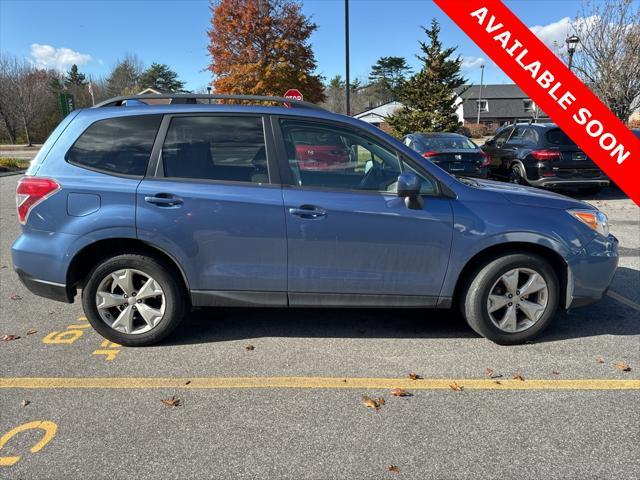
xmin=0 ymin=0 xmax=591 ymax=91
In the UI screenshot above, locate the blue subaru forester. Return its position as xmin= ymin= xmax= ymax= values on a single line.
xmin=12 ymin=94 xmax=618 ymax=346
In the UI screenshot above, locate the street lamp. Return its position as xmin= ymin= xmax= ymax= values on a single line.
xmin=566 ymin=35 xmax=580 ymax=71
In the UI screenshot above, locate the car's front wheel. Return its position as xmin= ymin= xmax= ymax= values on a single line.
xmin=462 ymin=253 xmax=559 ymax=344
xmin=82 ymin=253 xmax=186 ymax=346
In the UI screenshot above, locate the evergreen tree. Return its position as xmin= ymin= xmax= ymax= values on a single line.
xmin=388 ymin=19 xmax=466 ymax=136
xmin=139 ymin=63 xmax=185 ymax=92
xmin=106 ymin=55 xmax=143 ymax=96
xmin=65 ymin=64 xmax=87 ymax=87
xmin=368 ymin=56 xmax=411 ymax=98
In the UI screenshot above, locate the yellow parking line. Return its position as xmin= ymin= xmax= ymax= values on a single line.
xmin=0 ymin=377 xmax=638 ymax=390
xmin=607 ymin=290 xmax=640 ymax=311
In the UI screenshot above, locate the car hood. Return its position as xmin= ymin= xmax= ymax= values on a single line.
xmin=468 ymin=178 xmax=593 ymax=210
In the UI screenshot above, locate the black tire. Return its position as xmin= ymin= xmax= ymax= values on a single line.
xmin=462 ymin=253 xmax=559 ymax=345
xmin=82 ymin=253 xmax=186 ymax=346
xmin=578 ymin=186 xmax=603 ymax=195
xmin=508 ymin=164 xmax=526 ymax=185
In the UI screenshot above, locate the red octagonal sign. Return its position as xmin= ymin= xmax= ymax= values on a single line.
xmin=283 ymin=89 xmax=303 ymax=108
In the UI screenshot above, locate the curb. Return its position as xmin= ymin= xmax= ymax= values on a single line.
xmin=0 ymin=169 xmax=26 ymax=178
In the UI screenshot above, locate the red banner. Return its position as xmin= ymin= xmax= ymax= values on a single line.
xmin=434 ymin=0 xmax=640 ymax=205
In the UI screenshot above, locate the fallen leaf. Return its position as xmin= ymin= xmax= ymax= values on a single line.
xmin=362 ymin=395 xmax=382 ymax=411
xmin=391 ymin=388 xmax=412 ymax=397
xmin=245 ymin=344 xmax=255 ymax=351
xmin=342 ymin=379 xmax=347 ymax=383
xmin=494 ymin=380 xmax=502 ymax=385
xmin=551 ymin=370 xmax=560 ymax=375
xmin=378 ymin=397 xmax=385 ymax=406
xmin=615 ymin=362 xmax=631 ymax=372
xmin=387 ymin=465 xmax=400 ymax=473
xmin=20 ymin=400 xmax=30 ymax=407
xmin=513 ymin=371 xmax=525 ymax=381
xmin=1 ymin=334 xmax=20 ymax=341
xmin=26 ymin=329 xmax=38 ymax=335
xmin=596 ymin=357 xmax=605 ymax=364
xmin=161 ymin=396 xmax=182 ymax=407
xmin=485 ymin=368 xmax=502 ymax=379
xmin=408 ymin=373 xmax=422 ymax=380
xmin=449 ymin=382 xmax=463 ymax=391
xmin=184 ymin=380 xmax=191 ymax=385
xmin=9 ymin=294 xmax=22 ymax=300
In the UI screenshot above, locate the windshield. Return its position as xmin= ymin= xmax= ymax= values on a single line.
xmin=415 ymin=135 xmax=478 ymax=151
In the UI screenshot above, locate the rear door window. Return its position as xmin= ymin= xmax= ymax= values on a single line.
xmin=66 ymin=115 xmax=162 ymax=176
xmin=161 ymin=116 xmax=267 ymax=183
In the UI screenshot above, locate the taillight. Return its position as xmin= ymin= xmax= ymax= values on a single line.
xmin=531 ymin=149 xmax=562 ymax=161
xmin=16 ymin=177 xmax=60 ymax=225
xmin=422 ymin=151 xmax=439 ymax=158
xmin=480 ymin=151 xmax=491 ymax=167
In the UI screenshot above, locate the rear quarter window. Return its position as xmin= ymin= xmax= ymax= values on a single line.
xmin=66 ymin=115 xmax=162 ymax=176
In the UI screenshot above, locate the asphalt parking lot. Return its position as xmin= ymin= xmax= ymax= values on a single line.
xmin=0 ymin=174 xmax=638 ymax=479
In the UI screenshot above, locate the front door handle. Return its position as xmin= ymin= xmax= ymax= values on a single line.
xmin=144 ymin=193 xmax=183 ymax=207
xmin=289 ymin=205 xmax=327 ymax=219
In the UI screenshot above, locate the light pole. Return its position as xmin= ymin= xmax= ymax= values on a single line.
xmin=476 ymin=64 xmax=484 ymax=125
xmin=345 ymin=0 xmax=350 ymax=115
xmin=206 ymin=85 xmax=212 ymax=104
xmin=566 ymin=35 xmax=580 ymax=71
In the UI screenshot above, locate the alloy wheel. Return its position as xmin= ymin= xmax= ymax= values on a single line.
xmin=486 ymin=268 xmax=549 ymax=333
xmin=95 ymin=268 xmax=166 ymax=335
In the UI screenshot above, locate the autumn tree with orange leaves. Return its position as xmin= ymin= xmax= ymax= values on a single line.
xmin=207 ymin=0 xmax=325 ymax=103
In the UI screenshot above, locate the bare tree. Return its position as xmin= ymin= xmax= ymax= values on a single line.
xmin=0 ymin=54 xmax=22 ymax=144
xmin=0 ymin=53 xmax=58 ymax=145
xmin=571 ymin=0 xmax=640 ymax=121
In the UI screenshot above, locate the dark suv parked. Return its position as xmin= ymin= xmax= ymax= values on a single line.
xmin=482 ymin=123 xmax=610 ymax=194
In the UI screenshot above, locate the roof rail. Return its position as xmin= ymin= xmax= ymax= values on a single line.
xmin=93 ymin=93 xmax=325 ymax=111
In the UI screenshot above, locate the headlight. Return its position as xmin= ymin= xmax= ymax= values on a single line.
xmin=568 ymin=209 xmax=609 ymax=236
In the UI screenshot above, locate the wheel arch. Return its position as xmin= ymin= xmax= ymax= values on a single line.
xmin=66 ymin=238 xmax=190 ymax=298
xmin=452 ymin=241 xmax=568 ymax=311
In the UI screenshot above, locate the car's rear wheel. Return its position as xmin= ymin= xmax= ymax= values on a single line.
xmin=462 ymin=253 xmax=559 ymax=344
xmin=82 ymin=253 xmax=186 ymax=346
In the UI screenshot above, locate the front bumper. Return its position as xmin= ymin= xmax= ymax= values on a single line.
xmin=565 ymin=234 xmax=618 ymax=309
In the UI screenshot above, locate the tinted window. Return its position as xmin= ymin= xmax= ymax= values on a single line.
xmin=162 ymin=116 xmax=267 ymax=183
xmin=415 ymin=135 xmax=478 ymax=151
xmin=281 ymin=120 xmax=437 ymax=194
xmin=523 ymin=128 xmax=539 ymax=144
xmin=507 ymin=126 xmax=527 ymax=143
xmin=545 ymin=128 xmax=577 ymax=146
xmin=67 ymin=115 xmax=161 ymax=176
xmin=494 ymin=128 xmax=512 ymax=148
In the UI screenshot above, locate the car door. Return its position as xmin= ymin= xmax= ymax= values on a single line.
xmin=136 ymin=114 xmax=287 ymax=306
xmin=274 ymin=117 xmax=454 ymax=307
xmin=483 ymin=127 xmax=513 ymax=178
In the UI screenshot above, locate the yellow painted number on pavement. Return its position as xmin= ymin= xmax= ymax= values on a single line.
xmin=0 ymin=421 xmax=58 ymax=467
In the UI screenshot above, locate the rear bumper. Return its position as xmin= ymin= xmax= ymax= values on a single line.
xmin=565 ymin=234 xmax=618 ymax=309
xmin=523 ymin=164 xmax=609 ymax=188
xmin=15 ymin=268 xmax=74 ymax=303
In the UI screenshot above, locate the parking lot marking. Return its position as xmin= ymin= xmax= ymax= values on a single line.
xmin=0 ymin=377 xmax=638 ymax=390
xmin=607 ymin=290 xmax=640 ymax=311
xmin=0 ymin=421 xmax=57 ymax=467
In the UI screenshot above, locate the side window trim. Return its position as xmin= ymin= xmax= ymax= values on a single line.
xmin=146 ymin=113 xmax=279 ymax=185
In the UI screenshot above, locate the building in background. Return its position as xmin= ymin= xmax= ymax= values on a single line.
xmin=456 ymin=84 xmax=549 ymax=130
xmin=353 ymin=101 xmax=404 ymax=131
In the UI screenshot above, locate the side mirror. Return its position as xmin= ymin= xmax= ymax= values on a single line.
xmin=397 ymin=172 xmax=424 ymax=210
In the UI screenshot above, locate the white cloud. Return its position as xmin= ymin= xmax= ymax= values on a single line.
xmin=530 ymin=16 xmax=599 ymax=51
xmin=530 ymin=17 xmax=572 ymax=49
xmin=29 ymin=44 xmax=91 ymax=70
xmin=461 ymin=56 xmax=485 ymax=71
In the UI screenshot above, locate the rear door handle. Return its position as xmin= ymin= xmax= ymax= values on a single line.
xmin=289 ymin=205 xmax=327 ymax=219
xmin=144 ymin=194 xmax=183 ymax=207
